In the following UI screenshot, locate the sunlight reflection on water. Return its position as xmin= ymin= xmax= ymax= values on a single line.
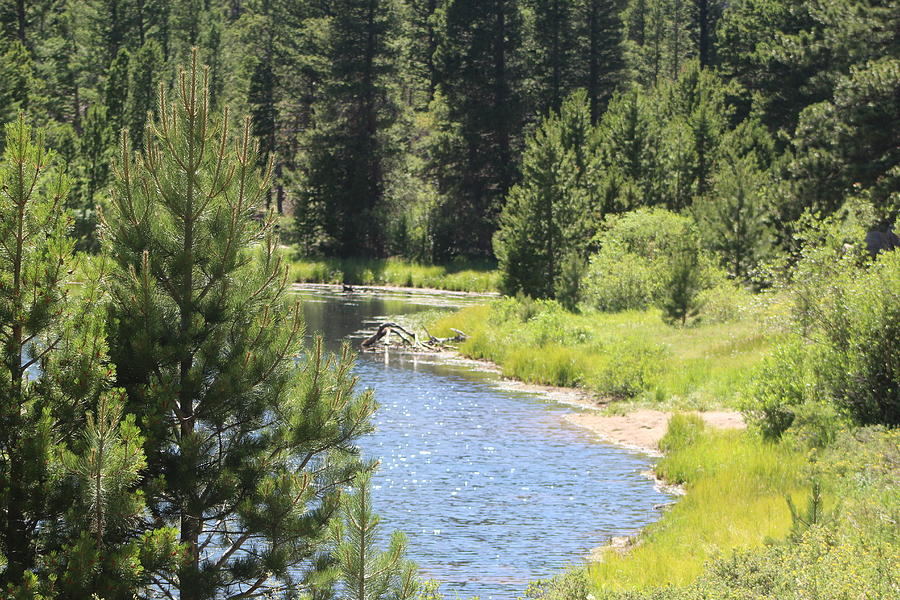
xmin=295 ymin=286 xmax=671 ymax=600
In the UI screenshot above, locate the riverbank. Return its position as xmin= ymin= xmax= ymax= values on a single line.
xmin=419 ymin=297 xmax=897 ymax=599
xmin=426 ymin=296 xmax=780 ymax=411
xmin=287 ymin=256 xmax=500 ymax=292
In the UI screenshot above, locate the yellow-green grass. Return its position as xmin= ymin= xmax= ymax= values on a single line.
xmin=428 ymin=299 xmax=782 ymax=409
xmin=589 ymin=418 xmax=809 ymax=591
xmin=287 ymin=256 xmax=499 ymax=293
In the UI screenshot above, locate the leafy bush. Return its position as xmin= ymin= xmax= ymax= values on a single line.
xmin=584 ymin=209 xmax=722 ymax=325
xmin=695 ymin=281 xmax=752 ymax=324
xmin=746 ymin=225 xmax=900 ymax=438
xmin=583 ymin=250 xmax=657 ymax=312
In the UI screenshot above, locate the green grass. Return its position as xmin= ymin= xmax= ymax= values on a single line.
xmin=286 ymin=256 xmax=500 ymax=293
xmin=590 ymin=417 xmax=808 ymax=591
xmin=428 ymin=297 xmax=783 ymax=409
xmin=575 ymin=425 xmax=899 ymax=600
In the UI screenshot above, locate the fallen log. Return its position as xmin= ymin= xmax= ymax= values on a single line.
xmin=360 ymin=322 xmax=467 ymax=351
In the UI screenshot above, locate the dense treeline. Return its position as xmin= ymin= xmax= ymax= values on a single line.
xmin=6 ymin=0 xmax=893 ymax=268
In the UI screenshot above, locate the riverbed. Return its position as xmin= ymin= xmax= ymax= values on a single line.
xmin=295 ymin=285 xmax=671 ymax=599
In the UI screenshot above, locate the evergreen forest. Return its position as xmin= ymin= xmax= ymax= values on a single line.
xmin=0 ymin=0 xmax=898 ymax=599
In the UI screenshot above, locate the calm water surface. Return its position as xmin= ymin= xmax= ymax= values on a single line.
xmin=295 ymin=286 xmax=670 ymax=599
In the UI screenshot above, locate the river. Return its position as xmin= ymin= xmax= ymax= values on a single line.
xmin=295 ymin=285 xmax=670 ymax=600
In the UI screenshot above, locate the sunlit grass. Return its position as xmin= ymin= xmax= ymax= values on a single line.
xmin=429 ymin=298 xmax=783 ymax=408
xmin=286 ymin=256 xmax=500 ymax=293
xmin=589 ymin=419 xmax=809 ymax=591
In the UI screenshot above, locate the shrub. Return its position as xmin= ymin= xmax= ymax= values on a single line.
xmin=747 ymin=238 xmax=900 ymax=438
xmin=696 ymin=281 xmax=752 ymax=324
xmin=583 ymin=249 xmax=657 ymax=312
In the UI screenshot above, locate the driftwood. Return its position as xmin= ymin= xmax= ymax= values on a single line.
xmin=360 ymin=322 xmax=467 ymax=352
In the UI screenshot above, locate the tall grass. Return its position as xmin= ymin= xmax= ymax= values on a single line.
xmin=429 ymin=297 xmax=780 ymax=408
xmin=286 ymin=256 xmax=500 ymax=293
xmin=589 ymin=417 xmax=809 ymax=591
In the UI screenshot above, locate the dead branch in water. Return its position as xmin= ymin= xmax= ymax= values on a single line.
xmin=360 ymin=322 xmax=467 ymax=352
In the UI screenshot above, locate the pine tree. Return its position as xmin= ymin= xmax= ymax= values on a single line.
xmin=57 ymin=390 xmax=182 ymax=599
xmin=104 ymin=47 xmax=130 ymax=134
xmin=597 ymin=86 xmax=660 ymax=209
xmin=573 ymin=0 xmax=626 ymax=121
xmin=71 ymin=104 xmax=115 ymax=250
xmin=494 ymin=92 xmax=593 ymax=299
xmin=661 ymin=231 xmax=705 ymax=326
xmin=0 ymin=40 xmax=31 ymax=128
xmin=432 ymin=0 xmax=526 ymax=258
xmin=0 ymin=115 xmax=175 ymax=596
xmin=694 ymin=152 xmax=771 ymax=280
xmin=330 ymin=472 xmax=418 ymax=600
xmin=0 ymin=114 xmax=76 ymax=585
xmin=104 ymin=53 xmax=377 ymax=600
xmin=300 ymin=0 xmax=400 ymax=256
xmin=526 ymin=0 xmax=577 ymax=116
xmin=125 ymin=39 xmax=163 ymax=150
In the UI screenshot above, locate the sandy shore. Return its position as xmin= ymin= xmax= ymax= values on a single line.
xmin=566 ymin=410 xmax=746 ymax=455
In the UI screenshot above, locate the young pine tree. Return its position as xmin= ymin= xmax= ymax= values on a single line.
xmin=0 ymin=114 xmax=83 ymax=586
xmin=494 ymin=92 xmax=594 ymax=300
xmin=330 ymin=472 xmax=418 ymax=600
xmin=661 ymin=232 xmax=706 ymax=326
xmin=0 ymin=115 xmax=174 ymax=596
xmin=693 ymin=153 xmax=771 ymax=280
xmin=104 ymin=53 xmax=377 ymax=600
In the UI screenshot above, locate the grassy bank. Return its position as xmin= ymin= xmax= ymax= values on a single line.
xmin=584 ymin=422 xmax=898 ymax=599
xmin=521 ymin=421 xmax=898 ymax=600
xmin=591 ymin=415 xmax=807 ymax=590
xmin=287 ymin=256 xmax=500 ymax=293
xmin=428 ymin=296 xmax=781 ymax=410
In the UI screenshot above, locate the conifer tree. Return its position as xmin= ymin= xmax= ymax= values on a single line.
xmin=125 ymin=39 xmax=163 ymax=150
xmin=694 ymin=153 xmax=771 ymax=280
xmin=105 ymin=53 xmax=377 ymax=600
xmin=526 ymin=0 xmax=577 ymax=116
xmin=0 ymin=115 xmax=175 ymax=595
xmin=0 ymin=114 xmax=79 ymax=585
xmin=104 ymin=47 xmax=130 ymax=134
xmin=661 ymin=231 xmax=705 ymax=326
xmin=494 ymin=91 xmax=593 ymax=299
xmin=300 ymin=0 xmax=400 ymax=256
xmin=330 ymin=472 xmax=418 ymax=600
xmin=573 ymin=0 xmax=626 ymax=121
xmin=432 ymin=0 xmax=525 ymax=258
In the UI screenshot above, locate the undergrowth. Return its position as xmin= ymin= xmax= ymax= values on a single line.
xmin=287 ymin=256 xmax=500 ymax=293
xmin=428 ymin=296 xmax=781 ymax=409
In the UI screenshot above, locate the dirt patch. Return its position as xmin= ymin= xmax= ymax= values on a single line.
xmin=566 ymin=410 xmax=746 ymax=455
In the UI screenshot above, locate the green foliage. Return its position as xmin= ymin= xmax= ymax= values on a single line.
xmin=583 ymin=208 xmax=718 ymax=323
xmin=494 ymin=90 xmax=594 ymax=300
xmin=430 ymin=296 xmax=774 ymax=407
xmin=746 ymin=218 xmax=900 ymax=439
xmin=104 ymin=55 xmax=376 ymax=600
xmin=330 ymin=472 xmax=418 ymax=600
